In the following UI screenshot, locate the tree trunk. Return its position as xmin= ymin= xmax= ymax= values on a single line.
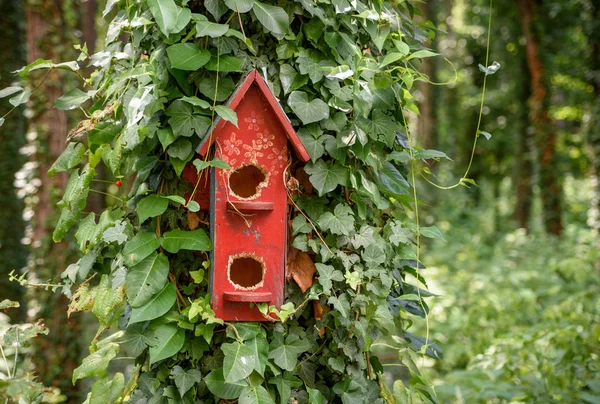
xmin=513 ymin=56 xmax=534 ymax=231
xmin=26 ymin=1 xmax=83 ymax=400
xmin=416 ymin=1 xmax=437 ymax=150
xmin=519 ymin=0 xmax=563 ymax=235
xmin=0 ymin=0 xmax=28 ymax=322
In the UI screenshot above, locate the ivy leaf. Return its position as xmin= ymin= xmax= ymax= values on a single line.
xmin=0 ymin=86 xmax=23 ymax=98
xmin=72 ymin=342 xmax=119 ymax=383
xmin=222 ymin=341 xmax=257 ymax=383
xmin=268 ymin=335 xmax=310 ymax=371
xmin=167 ymin=100 xmax=211 ymax=138
xmin=167 ymin=138 xmax=193 ymax=161
xmin=328 ymin=294 xmax=351 ymax=318
xmin=157 ymin=127 xmax=176 ymax=150
xmin=48 ymin=143 xmax=85 ymax=178
xmin=136 ymin=194 xmax=169 ymax=224
xmin=205 ymin=369 xmax=248 ymax=399
xmin=225 ymin=0 xmax=254 ymax=13
xmin=123 ymin=231 xmax=162 ymax=266
xmin=214 ymin=105 xmax=238 ymax=127
xmin=55 ymin=88 xmax=94 ymax=110
xmin=92 ymin=275 xmax=124 ymax=325
xmin=196 ymin=21 xmax=230 ymax=38
xmin=304 ymin=160 xmax=348 ymax=196
xmin=252 ymin=2 xmax=289 ymax=35
xmin=149 ymin=324 xmax=185 ymax=364
xmin=181 ymin=96 xmax=211 ymax=109
xmin=377 ymin=162 xmax=410 ymax=197
xmin=147 ymin=0 xmax=191 ymax=36
xmin=239 ymin=385 xmax=275 ymax=404
xmin=247 ymin=334 xmax=269 ymax=376
xmin=8 ymin=89 xmax=31 ymax=107
xmin=205 ymin=55 xmax=243 ymax=72
xmin=327 ymin=65 xmax=353 ymax=80
xmin=297 ymin=128 xmax=324 ymax=162
xmin=89 ymin=121 xmax=123 ymax=145
xmin=407 ymin=49 xmax=439 ymax=61
xmin=161 ymin=229 xmax=212 ymax=253
xmin=318 ymin=204 xmax=354 ymax=235
xmin=126 ymin=252 xmax=169 ymax=307
xmin=166 ymin=43 xmax=211 ymax=70
xmin=199 ymin=76 xmax=235 ymax=101
xmin=315 ymin=263 xmax=344 ymax=294
xmin=288 ymin=91 xmax=329 ymax=125
xmin=89 ymin=373 xmax=125 ymax=404
xmin=170 ymin=365 xmax=202 ymax=398
xmin=129 ymin=283 xmax=176 ymax=324
xmin=269 ymin=373 xmax=302 ymax=404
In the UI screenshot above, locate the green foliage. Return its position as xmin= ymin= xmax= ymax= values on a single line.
xmin=1 ymin=0 xmax=449 ymax=402
xmin=418 ymin=187 xmax=600 ymax=403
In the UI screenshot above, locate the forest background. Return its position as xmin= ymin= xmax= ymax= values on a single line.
xmin=0 ymin=0 xmax=598 ymax=403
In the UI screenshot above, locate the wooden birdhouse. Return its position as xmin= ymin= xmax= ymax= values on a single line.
xmin=184 ymin=70 xmax=310 ymax=321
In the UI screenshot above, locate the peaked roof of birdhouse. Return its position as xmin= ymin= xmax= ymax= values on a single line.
xmin=196 ymin=70 xmax=310 ymax=162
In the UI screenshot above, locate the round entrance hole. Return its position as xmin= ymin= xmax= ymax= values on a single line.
xmin=229 ymin=164 xmax=267 ymax=199
xmin=228 ymin=255 xmax=265 ymax=289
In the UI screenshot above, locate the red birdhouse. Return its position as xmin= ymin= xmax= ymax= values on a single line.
xmin=184 ymin=70 xmax=309 ymax=321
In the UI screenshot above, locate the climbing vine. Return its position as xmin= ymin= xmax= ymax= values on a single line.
xmin=1 ymin=0 xmax=452 ymax=402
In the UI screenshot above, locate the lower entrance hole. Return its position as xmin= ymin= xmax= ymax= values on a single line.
xmin=228 ymin=164 xmax=268 ymax=199
xmin=228 ymin=254 xmax=265 ymax=290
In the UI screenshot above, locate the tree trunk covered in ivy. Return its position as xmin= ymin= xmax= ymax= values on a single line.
xmin=519 ymin=0 xmax=563 ymax=235
xmin=0 ymin=0 xmax=28 ymax=322
xmin=25 ymin=0 xmax=83 ymax=400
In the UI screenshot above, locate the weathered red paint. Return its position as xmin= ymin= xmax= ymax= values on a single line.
xmin=195 ymin=70 xmax=309 ymax=321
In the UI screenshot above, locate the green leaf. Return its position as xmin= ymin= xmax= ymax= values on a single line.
xmin=181 ymin=96 xmax=211 ymax=109
xmin=288 ymin=91 xmax=329 ymax=125
xmin=239 ymin=385 xmax=275 ymax=404
xmin=168 ymin=137 xmax=193 ymax=160
xmin=170 ymin=365 xmax=202 ymax=398
xmin=89 ymin=373 xmax=125 ymax=404
xmin=167 ymin=100 xmax=212 ymax=138
xmin=136 ymin=194 xmax=169 ymax=224
xmin=123 ymin=231 xmax=162 ymax=266
xmin=478 ymin=130 xmax=492 ymax=140
xmin=157 ymin=127 xmax=176 ymax=149
xmin=72 ymin=342 xmax=119 ymax=383
xmin=205 ymin=55 xmax=243 ymax=72
xmin=205 ymin=0 xmax=228 ymax=20
xmin=297 ymin=129 xmax=324 ymax=162
xmin=9 ymin=88 xmax=31 ymax=107
xmin=225 ymin=0 xmax=254 ymax=13
xmin=380 ymin=52 xmax=406 ymax=67
xmin=315 ymin=263 xmax=344 ymax=294
xmin=407 ymin=49 xmax=439 ymax=61
xmin=214 ymin=105 xmax=238 ymax=127
xmin=196 ymin=20 xmax=230 ymax=38
xmin=269 ymin=373 xmax=302 ymax=404
xmin=304 ymin=160 xmax=348 ymax=196
xmin=222 ymin=341 xmax=256 ymax=383
xmin=377 ymin=162 xmax=410 ymax=197
xmin=193 ymin=157 xmax=232 ymax=172
xmin=268 ymin=335 xmax=310 ymax=371
xmin=92 ymin=275 xmax=124 ymax=325
xmin=478 ymin=61 xmax=501 ymax=75
xmin=129 ymin=282 xmax=177 ymax=324
xmin=166 ymin=43 xmax=211 ymax=70
xmin=149 ymin=324 xmax=185 ymax=364
xmin=162 ymin=195 xmax=186 ymax=205
xmin=89 ymin=121 xmax=123 ymax=145
xmin=199 ymin=76 xmax=235 ymax=101
xmin=419 ymin=226 xmax=445 ymax=241
xmin=205 ymin=369 xmax=247 ymax=399
xmin=318 ymin=204 xmax=354 ymax=235
xmin=161 ymin=229 xmax=212 ymax=253
xmin=252 ymin=2 xmax=289 ymax=35
xmin=327 ymin=65 xmax=353 ymax=80
xmin=413 ymin=149 xmax=451 ymax=160
xmin=0 ymin=86 xmax=23 ymax=98
xmin=55 ymin=88 xmax=93 ymax=110
xmin=247 ymin=334 xmax=269 ymax=376
xmin=126 ymin=252 xmax=169 ymax=307
xmin=147 ymin=0 xmax=191 ymax=36
xmin=48 ymin=143 xmax=85 ymax=178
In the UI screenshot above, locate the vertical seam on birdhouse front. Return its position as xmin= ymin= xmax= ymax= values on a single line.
xmin=227 ymin=253 xmax=266 ymax=291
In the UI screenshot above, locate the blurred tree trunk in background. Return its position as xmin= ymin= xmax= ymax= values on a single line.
xmin=416 ymin=1 xmax=437 ymax=150
xmin=586 ymin=2 xmax=600 ymax=269
xmin=0 ymin=1 xmax=28 ymax=322
xmin=519 ymin=0 xmax=563 ymax=235
xmin=514 ymin=55 xmax=534 ymax=231
xmin=26 ymin=0 xmax=82 ymax=400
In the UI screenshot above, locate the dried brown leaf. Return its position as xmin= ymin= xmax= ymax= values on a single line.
xmin=187 ymin=211 xmax=201 ymax=230
xmin=286 ymin=247 xmax=316 ymax=293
